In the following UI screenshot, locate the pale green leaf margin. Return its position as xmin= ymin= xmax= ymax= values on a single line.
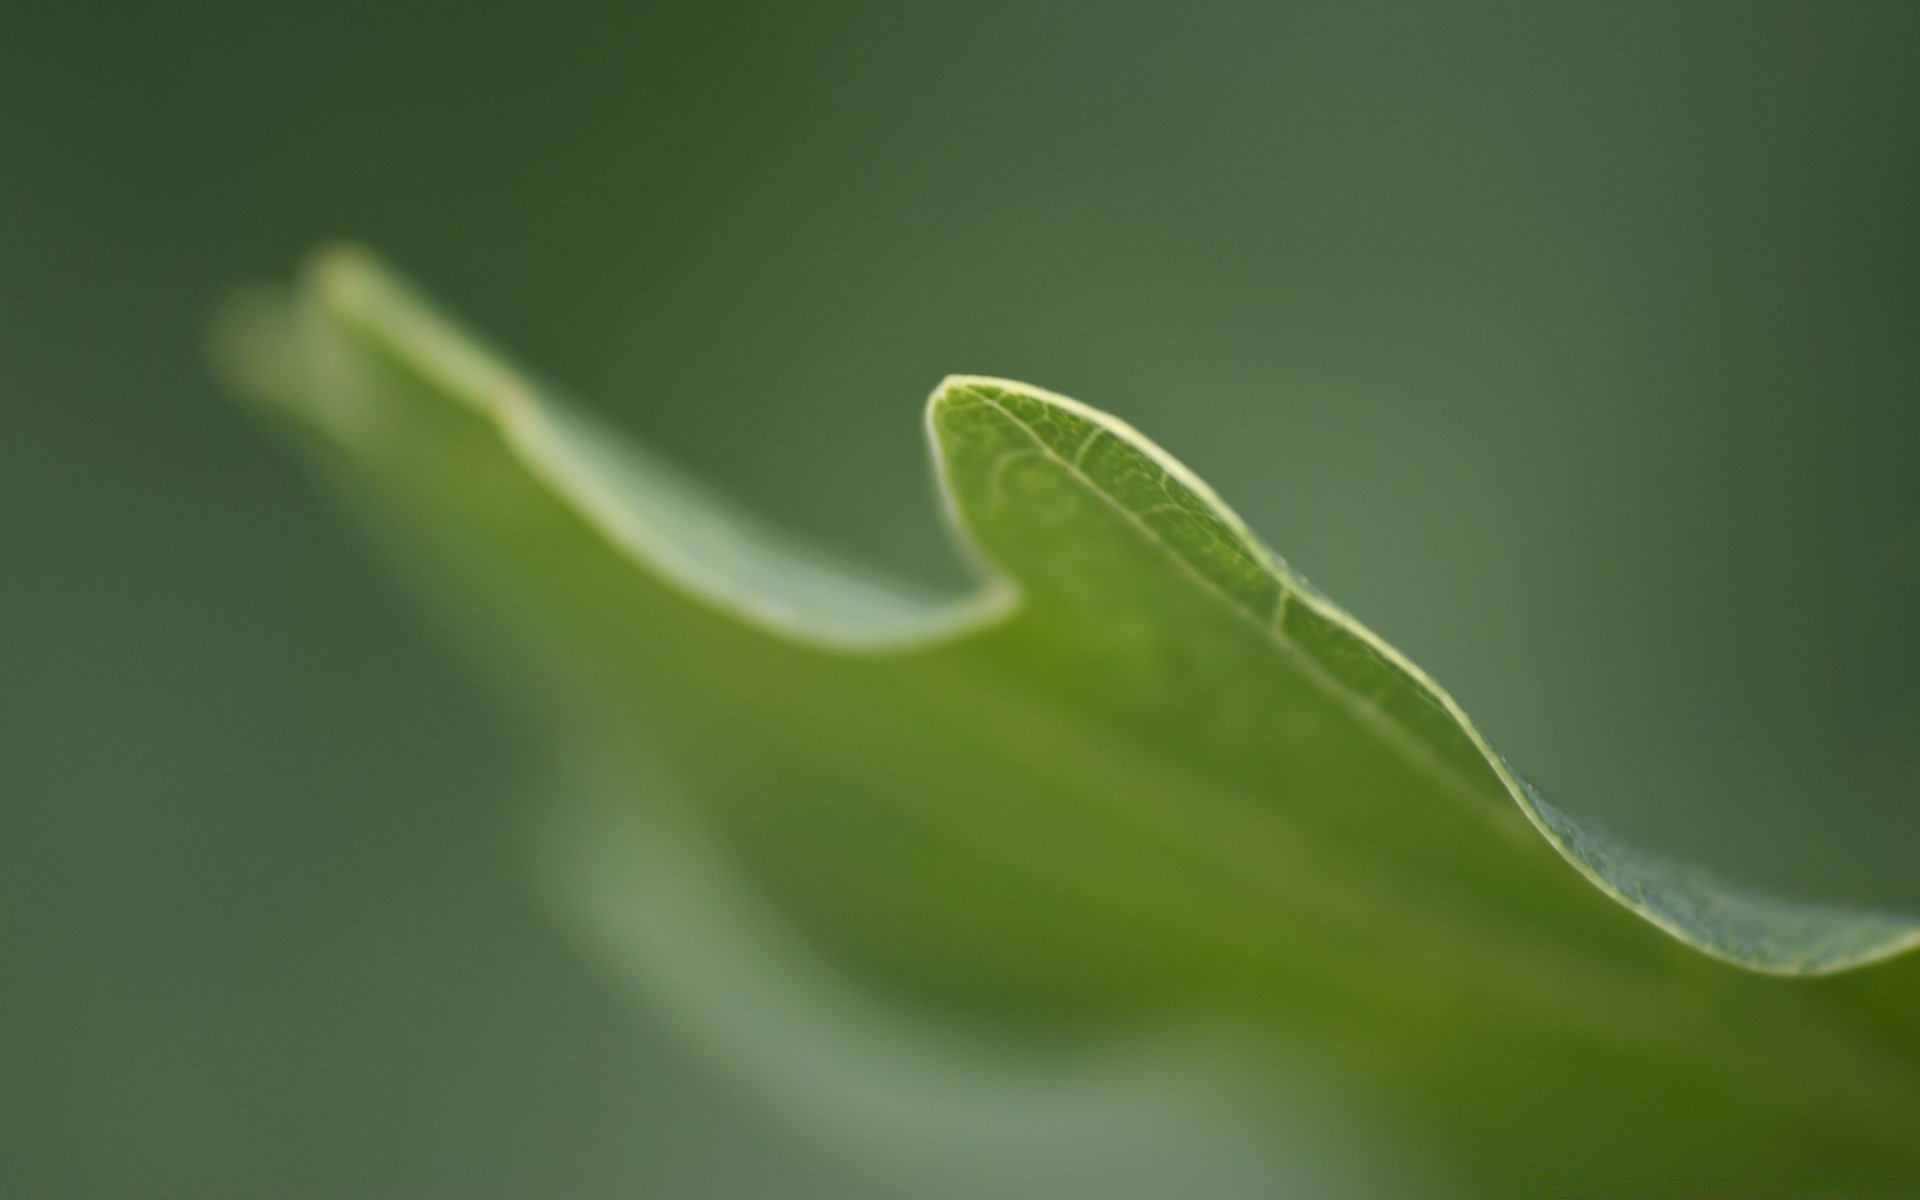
xmin=225 ymin=245 xmax=1920 ymax=980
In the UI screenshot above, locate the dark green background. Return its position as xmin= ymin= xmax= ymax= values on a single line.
xmin=4 ymin=3 xmax=1918 ymax=1194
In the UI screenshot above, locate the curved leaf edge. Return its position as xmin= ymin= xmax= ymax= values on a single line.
xmin=224 ymin=244 xmax=1920 ymax=978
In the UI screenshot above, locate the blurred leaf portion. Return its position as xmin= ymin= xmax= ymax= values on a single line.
xmin=223 ymin=249 xmax=1920 ymax=1188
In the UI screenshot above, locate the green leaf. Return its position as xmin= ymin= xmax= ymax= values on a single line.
xmin=220 ymin=247 xmax=1920 ymax=1189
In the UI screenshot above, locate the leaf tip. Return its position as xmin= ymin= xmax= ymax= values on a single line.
xmin=306 ymin=241 xmax=383 ymax=301
xmin=925 ymin=373 xmax=997 ymax=421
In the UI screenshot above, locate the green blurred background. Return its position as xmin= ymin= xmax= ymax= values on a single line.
xmin=4 ymin=3 xmax=1919 ymax=1194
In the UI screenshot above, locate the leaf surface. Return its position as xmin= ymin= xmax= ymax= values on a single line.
xmin=221 ymin=249 xmax=1920 ymax=1186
